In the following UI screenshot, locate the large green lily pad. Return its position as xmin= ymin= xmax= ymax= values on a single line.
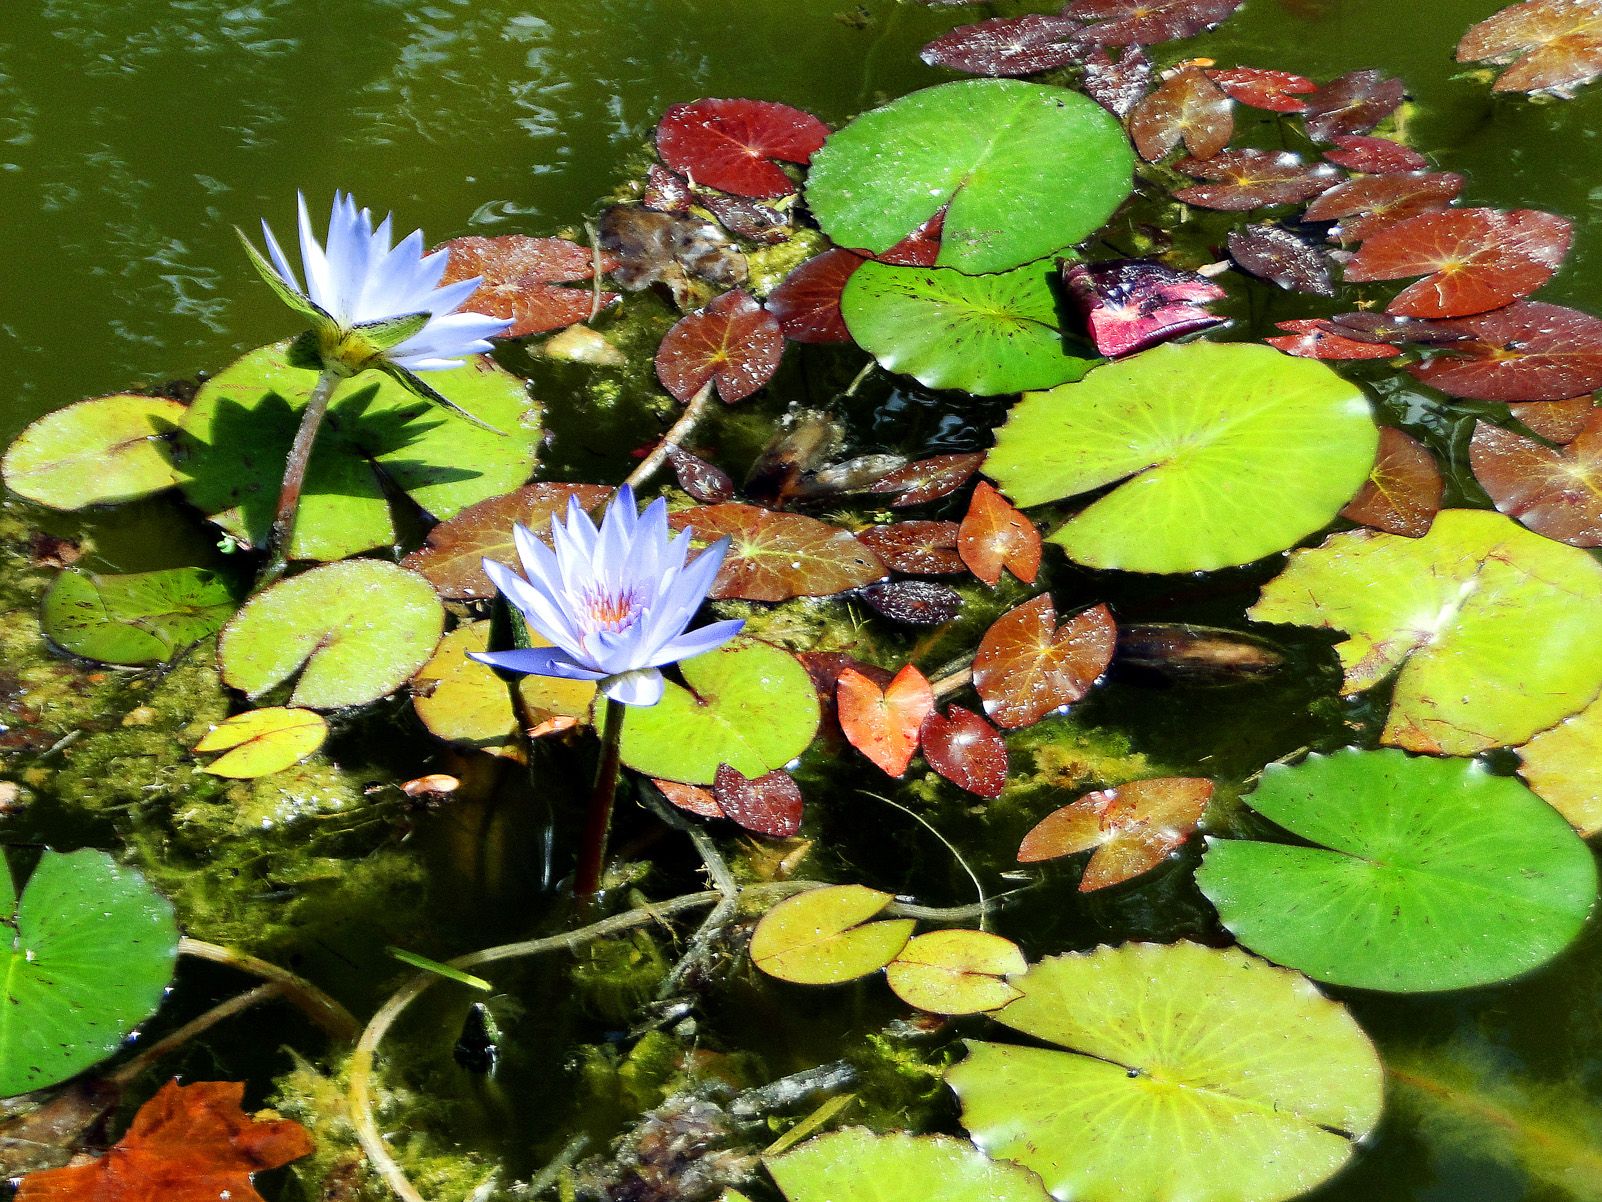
xmin=0 ymin=849 xmax=178 ymax=1096
xmin=768 ymin=1129 xmax=1053 ymax=1202
xmin=178 ymin=342 xmax=541 ymax=562
xmin=1249 ymin=508 xmax=1602 ymax=754
xmin=218 ymin=560 xmax=444 ymax=710
xmin=987 ymin=342 xmax=1378 ymax=573
xmin=619 ymin=641 xmax=820 ymax=784
xmin=806 ymin=79 xmax=1134 ymax=274
xmin=42 ymin=566 xmax=243 ymax=666
xmin=840 ymin=261 xmax=1095 ymax=396
xmin=947 ymin=942 xmax=1384 ymax=1202
xmin=2 ymin=394 xmax=185 ymax=510
xmin=1196 ymin=749 xmax=1598 ymax=992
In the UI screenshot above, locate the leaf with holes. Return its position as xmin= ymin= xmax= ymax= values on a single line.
xmin=656 ymin=98 xmax=828 ymax=198
xmin=1517 ymin=691 xmax=1602 ymax=835
xmin=1228 ymin=225 xmax=1334 ymax=295
xmin=194 ymin=707 xmax=327 ymax=779
xmin=713 ymin=764 xmax=804 ymax=837
xmin=1207 ymin=66 xmax=1316 ymax=112
xmin=1457 ymin=0 xmax=1602 ymax=96
xmin=668 ymin=504 xmax=884 ymax=601
xmin=1173 ymin=149 xmax=1341 ymax=210
xmin=1304 ymin=172 xmax=1465 ymax=243
xmin=1266 ymin=319 xmax=1400 ymax=360
xmin=1322 ymin=135 xmax=1427 ymax=173
xmin=1340 ymin=427 xmax=1442 ymax=537
xmin=767 ymin=249 xmax=859 ymax=344
xmin=1302 ymin=69 xmax=1405 ymax=140
xmin=1018 ymin=776 xmax=1213 ymax=891
xmin=919 ymin=14 xmax=1085 ymax=77
xmin=838 ymin=664 xmax=934 ymax=777
xmin=3 ymin=395 xmax=185 ymax=510
xmin=42 ymin=567 xmax=243 ymax=666
xmin=973 ymin=596 xmax=1115 ymax=729
xmin=435 ymin=234 xmax=618 ymax=338
xmin=920 ymin=706 xmax=1008 ymax=797
xmin=749 ymin=885 xmax=914 ymax=985
xmin=886 ymin=931 xmax=1027 ymax=1014
xmin=1083 ymin=46 xmax=1153 ymax=117
xmin=958 ymin=481 xmax=1042 ymax=585
xmin=1128 ymin=67 xmax=1233 ymax=162
xmin=861 ymin=580 xmax=963 ymax=626
xmin=1066 ymin=0 xmax=1244 ymax=46
xmin=1063 ymin=260 xmax=1227 ymax=358
xmin=858 ymin=521 xmax=965 ymax=575
xmin=1470 ymin=415 xmax=1602 ymax=546
xmin=1409 ymin=301 xmax=1602 ymax=401
xmin=656 ymin=289 xmax=785 ymax=404
xmin=869 ymin=452 xmax=985 ymax=508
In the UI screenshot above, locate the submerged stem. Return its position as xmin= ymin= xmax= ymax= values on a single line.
xmin=178 ymin=936 xmax=361 ymax=1041
xmin=259 ymin=364 xmax=342 ymax=588
xmin=623 ymin=380 xmax=715 ymax=491
xmin=574 ymin=696 xmax=628 ymax=899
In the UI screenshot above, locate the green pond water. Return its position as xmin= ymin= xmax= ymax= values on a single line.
xmin=3 ymin=1 xmax=1602 ymax=1200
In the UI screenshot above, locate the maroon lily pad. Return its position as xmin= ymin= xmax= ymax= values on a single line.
xmin=919 ymin=706 xmax=1008 ymax=798
xmin=920 ymin=13 xmax=1085 ymax=76
xmin=1470 ymin=414 xmax=1602 ymax=546
xmin=699 ymin=193 xmax=791 ymax=244
xmin=1511 ymin=395 xmax=1597 ymax=443
xmin=1322 ymin=311 xmax=1469 ymax=345
xmin=1340 ymin=427 xmax=1443 ymax=537
xmin=656 ymin=778 xmax=726 ymax=820
xmin=767 ymin=248 xmax=859 ymax=344
xmin=655 ymin=98 xmax=829 ymax=198
xmin=1172 ymin=148 xmax=1341 ymax=210
xmin=1301 ymin=69 xmax=1406 ymax=141
xmin=643 ymin=165 xmax=693 ymax=213
xmin=868 ymin=452 xmax=985 ymax=508
xmin=655 ymin=289 xmax=785 ymax=404
xmin=876 ymin=210 xmax=946 ymax=267
xmin=1227 ymin=225 xmax=1335 ymax=295
xmin=713 ymin=764 xmax=805 ymax=836
xmin=1127 ymin=67 xmax=1233 ymax=161
xmin=1206 ymin=66 xmax=1317 ymax=112
xmin=1322 ymin=135 xmax=1428 ymax=174
xmin=1064 ymin=259 xmax=1227 ymax=356
xmin=858 ymin=521 xmax=966 ymax=575
xmin=436 ymin=234 xmax=619 ymax=338
xmin=1064 ymin=0 xmax=1244 ymax=47
xmin=668 ymin=504 xmax=886 ymax=601
xmin=1265 ymin=319 xmax=1400 ymax=360
xmin=1303 ymin=171 xmax=1466 ymax=243
xmin=1083 ymin=45 xmax=1153 ymax=117
xmin=1408 ymin=301 xmax=1602 ymax=400
xmin=861 ymin=580 xmax=964 ymax=625
xmin=665 ymin=446 xmax=735 ymax=503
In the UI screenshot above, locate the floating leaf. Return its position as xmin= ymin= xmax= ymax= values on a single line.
xmin=1127 ymin=67 xmax=1233 ymax=162
xmin=599 ymin=205 xmax=747 ymax=307
xmin=194 ymin=707 xmax=327 ymax=779
xmin=15 ymin=1079 xmax=311 ymax=1202
xmin=1511 ymin=394 xmax=1596 ymax=442
xmin=699 ymin=193 xmax=791 ymax=244
xmin=656 ymin=98 xmax=829 ymax=198
xmin=0 ymin=849 xmax=177 ymax=1096
xmin=767 ymin=249 xmax=859 ymax=344
xmin=1265 ymin=319 xmax=1400 ymax=360
xmin=1470 ymin=414 xmax=1602 ymax=546
xmin=919 ymin=706 xmax=1008 ymax=797
xmin=860 ymin=580 xmax=963 ymax=625
xmin=1017 ymin=776 xmax=1213 ymax=891
xmin=42 ymin=567 xmax=242 ymax=666
xmin=1303 ymin=171 xmax=1465 ymax=243
xmin=665 ymin=446 xmax=735 ymax=504
xmin=876 ymin=210 xmax=947 ymax=267
xmin=972 ymin=596 xmax=1115 ymax=729
xmin=1227 ymin=225 xmax=1334 ymax=294
xmin=713 ymin=764 xmax=804 ymax=837
xmin=868 ymin=452 xmax=985 ymax=508
xmin=656 ymin=289 xmax=785 ymax=405
xmin=886 ymin=931 xmax=1027 ymax=1014
xmin=769 ymin=1130 xmax=1053 ymax=1202
xmin=218 ymin=560 xmax=445 ymax=711
xmin=841 ymin=260 xmax=1096 ymax=396
xmin=1197 ymin=749 xmax=1598 ymax=991
xmin=1066 ymin=0 xmax=1244 ymax=46
xmin=749 ymin=885 xmax=914 ymax=985
xmin=1322 ymin=134 xmax=1427 ymax=173
xmin=1248 ymin=508 xmax=1602 ymax=753
xmin=643 ymin=164 xmax=693 ymax=212
xmin=949 ymin=942 xmax=1384 ymax=1202
xmin=1207 ymin=66 xmax=1316 ymax=112
xmin=1301 ymin=69 xmax=1406 ymax=140
xmin=1343 ymin=208 xmax=1572 ymax=318
xmin=957 ymin=481 xmax=1042 ymax=586
xmin=401 ymin=483 xmax=612 ymax=599
xmin=1172 ymin=149 xmax=1340 ymax=210
xmin=620 ymin=641 xmax=820 ymax=784
xmin=655 ymin=779 xmax=725 ymax=820
xmin=988 ymin=342 xmax=1378 ymax=572
xmin=1408 ymin=301 xmax=1602 ymax=401
xmin=668 ymin=504 xmax=885 ymax=601
xmin=1517 ymin=691 xmax=1602 ymax=834
xmin=178 ymin=342 xmax=540 ymax=562
xmin=838 ymin=665 xmax=935 ymax=777
xmin=1082 ymin=46 xmax=1153 ymax=117
xmin=919 ymin=14 xmax=1084 ymax=77
xmin=1339 ymin=426 xmax=1443 ymax=537
xmin=858 ymin=521 xmax=965 ymax=575
xmin=3 ymin=395 xmax=184 ymax=510
xmin=1457 ymin=0 xmax=1602 ymax=96
xmin=1062 ymin=259 xmax=1227 ymax=357
xmin=806 ymin=79 xmax=1134 ymax=274
xmin=435 ymin=234 xmax=618 ymax=338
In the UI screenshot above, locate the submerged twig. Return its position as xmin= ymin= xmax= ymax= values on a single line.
xmin=108 ymin=983 xmax=282 ymax=1087
xmin=624 ymin=381 xmax=716 ymax=491
xmin=178 ymin=937 xmax=360 ymax=1042
xmin=863 ymin=791 xmax=990 ymax=931
xmin=524 ymin=1132 xmax=591 ymax=1199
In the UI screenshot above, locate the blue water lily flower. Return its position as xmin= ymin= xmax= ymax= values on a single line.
xmin=472 ymin=486 xmax=745 ymax=706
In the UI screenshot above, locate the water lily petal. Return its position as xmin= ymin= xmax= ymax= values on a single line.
xmin=603 ymin=667 xmax=666 ymax=707
xmin=471 ymin=647 xmax=607 ymax=681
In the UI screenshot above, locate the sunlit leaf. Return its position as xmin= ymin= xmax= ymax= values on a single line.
xmin=194 ymin=706 xmax=327 ymax=779
xmin=435 ymin=234 xmax=618 ymax=338
xmin=1065 ymin=0 xmax=1245 ymax=46
xmin=42 ymin=567 xmax=242 ymax=667
xmin=1248 ymin=508 xmax=1602 ymax=753
xmin=749 ymin=885 xmax=914 ymax=985
xmin=1517 ymin=690 xmax=1602 ymax=834
xmin=713 ymin=764 xmax=804 ymax=837
xmin=1321 ymin=134 xmax=1427 ymax=173
xmin=919 ymin=706 xmax=1008 ymax=797
xmin=767 ymin=248 xmax=859 ymax=344
xmin=1457 ymin=0 xmax=1602 ymax=97
xmin=2 ymin=395 xmax=184 ymax=510
xmin=643 ymin=163 xmax=694 ymax=213
xmin=1018 ymin=776 xmax=1213 ymax=891
xmin=1339 ymin=426 xmax=1443 ymax=537
xmin=919 ymin=14 xmax=1084 ymax=77
xmin=1197 ymin=749 xmax=1598 ymax=990
xmin=838 ymin=664 xmax=935 ymax=777
xmin=769 ymin=1129 xmax=1052 ymax=1202
xmin=655 ymin=778 xmax=725 ymax=820
xmin=1301 ymin=68 xmax=1406 ymax=140
xmin=876 ymin=210 xmax=946 ymax=267
xmin=868 ymin=452 xmax=985 ymax=508
xmin=858 ymin=521 xmax=965 ymax=575
xmin=886 ymin=930 xmax=1026 ymax=1014
xmin=668 ymin=504 xmax=885 ymax=601
xmin=949 ymin=942 xmax=1384 ymax=1202
xmin=972 ymin=595 xmax=1115 ymax=729
xmin=1127 ymin=67 xmax=1233 ymax=162
xmin=1227 ymin=224 xmax=1334 ymax=294
xmin=1303 ymin=171 xmax=1465 ymax=243
xmin=656 ymin=289 xmax=785 ymax=404
xmin=1470 ymin=414 xmax=1602 ymax=546
xmin=957 ymin=481 xmax=1042 ymax=586
xmin=1082 ymin=45 xmax=1153 ymax=117
xmin=1062 ymin=259 xmax=1226 ymax=357
xmin=699 ymin=193 xmax=791 ymax=244
xmin=861 ymin=580 xmax=963 ymax=625
xmin=1408 ymin=300 xmax=1602 ymax=400
xmin=1511 ymin=394 xmax=1596 ymax=442
xmin=656 ymin=98 xmax=829 ymax=198
xmin=1265 ymin=318 xmax=1400 ymax=360
xmin=1172 ymin=148 xmax=1341 ymax=210
xmin=1206 ymin=66 xmax=1316 ymax=112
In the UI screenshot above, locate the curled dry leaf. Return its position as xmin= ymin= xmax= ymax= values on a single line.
xmin=1470 ymin=415 xmax=1602 ymax=546
xmin=959 ymin=481 xmax=1042 ymax=586
xmin=858 ymin=521 xmax=966 ymax=575
xmin=1456 ymin=0 xmax=1602 ymax=97
xmin=1172 ymin=149 xmax=1341 ymax=210
xmin=436 ymin=234 xmax=620 ymax=338
xmin=972 ymin=595 xmax=1117 ymax=729
xmin=1062 ymin=259 xmax=1226 ymax=357
xmin=1082 ymin=46 xmax=1153 ymax=117
xmin=1017 ymin=776 xmax=1214 ymax=891
xmin=668 ymin=504 xmax=886 ymax=601
xmin=1408 ymin=300 xmax=1602 ymax=401
xmin=1206 ymin=66 xmax=1317 ymax=112
xmin=1227 ymin=225 xmax=1335 ymax=295
xmin=655 ymin=98 xmax=829 ymax=198
xmin=919 ymin=14 xmax=1085 ymax=77
xmin=861 ymin=580 xmax=964 ymax=626
xmin=1340 ymin=427 xmax=1444 ymax=537
xmin=713 ymin=764 xmax=805 ymax=836
xmin=885 ymin=929 xmax=1027 ymax=1014
xmin=919 ymin=706 xmax=1008 ymax=797
xmin=837 ymin=664 xmax=935 ymax=777
xmin=767 ymin=248 xmax=860 ymax=344
xmin=869 ymin=451 xmax=985 ymax=507
xmin=1127 ymin=67 xmax=1233 ymax=162
xmin=1301 ymin=69 xmax=1406 ymax=141
xmin=1065 ymin=0 xmax=1245 ymax=47
xmin=1343 ymin=208 xmax=1573 ymax=318
xmin=1265 ymin=319 xmax=1400 ymax=360
xmin=1322 ymin=135 xmax=1427 ymax=173
xmin=655 ymin=289 xmax=785 ymax=404
xmin=1511 ymin=394 xmax=1597 ymax=442
xmin=1303 ymin=172 xmax=1466 ymax=243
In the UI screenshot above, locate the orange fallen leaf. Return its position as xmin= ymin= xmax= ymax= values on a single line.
xmin=1018 ymin=776 xmax=1214 ymax=891
xmin=958 ymin=481 xmax=1041 ymax=586
xmin=837 ymin=664 xmax=934 ymax=777
xmin=972 ymin=596 xmax=1116 ymax=729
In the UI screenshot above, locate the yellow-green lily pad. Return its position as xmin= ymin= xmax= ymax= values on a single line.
xmin=1517 ymin=692 xmax=1602 ymax=836
xmin=885 ymin=929 xmax=1027 ymax=1015
xmin=768 ymin=1129 xmax=1053 ymax=1202
xmin=194 ymin=706 xmax=328 ymax=779
xmin=2 ymin=394 xmax=185 ymax=510
xmin=750 ymin=885 xmax=914 ymax=985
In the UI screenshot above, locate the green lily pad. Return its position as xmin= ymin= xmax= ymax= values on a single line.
xmin=947 ymin=942 xmax=1384 ymax=1202
xmin=0 ymin=849 xmax=178 ymax=1096
xmin=806 ymin=79 xmax=1134 ymax=274
xmin=218 ymin=560 xmax=445 ymax=710
xmin=750 ymin=885 xmax=915 ymax=985
xmin=840 ymin=261 xmax=1095 ymax=396
xmin=42 ymin=567 xmax=243 ymax=666
xmin=2 ymin=394 xmax=186 ymax=510
xmin=1248 ymin=508 xmax=1602 ymax=754
xmin=768 ymin=1129 xmax=1054 ymax=1202
xmin=987 ymin=342 xmax=1378 ymax=573
xmin=177 ymin=342 xmax=541 ymax=562
xmin=619 ymin=641 xmax=820 ymax=784
xmin=1196 ymin=749 xmax=1598 ymax=992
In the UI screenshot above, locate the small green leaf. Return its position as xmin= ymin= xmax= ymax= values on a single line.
xmin=768 ymin=1129 xmax=1054 ymax=1202
xmin=42 ymin=567 xmax=242 ymax=666
xmin=194 ymin=706 xmax=328 ymax=779
xmin=387 ymin=946 xmax=492 ymax=992
xmin=885 ymin=929 xmax=1027 ymax=1015
xmin=749 ymin=885 xmax=914 ymax=985
xmin=3 ymin=395 xmax=186 ymax=510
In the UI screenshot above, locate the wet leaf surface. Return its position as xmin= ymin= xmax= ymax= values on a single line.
xmin=1017 ymin=776 xmax=1213 ymax=891
xmin=1063 ymin=259 xmax=1227 ymax=356
xmin=1457 ymin=0 xmax=1602 ymax=96
xmin=838 ymin=664 xmax=935 ymax=776
xmin=698 ymin=193 xmax=790 ymax=244
xmin=918 ymin=705 xmax=1008 ymax=797
xmin=1206 ymin=66 xmax=1316 ymax=112
xmin=642 ymin=163 xmax=693 ymax=212
xmin=668 ymin=504 xmax=885 ymax=601
xmin=770 ymin=1129 xmax=1052 ymax=1202
xmin=1172 ymin=149 xmax=1341 ymax=210
xmin=857 ymin=521 xmax=965 ymax=575
xmin=1301 ymin=69 xmax=1406 ymax=140
xmin=1407 ymin=300 xmax=1602 ymax=400
xmin=193 ymin=706 xmax=327 ymax=779
xmin=886 ymin=930 xmax=1026 ymax=1013
xmin=2 ymin=395 xmax=185 ymax=510
xmin=919 ymin=14 xmax=1084 ymax=77
xmin=1227 ymin=224 xmax=1335 ymax=294
xmin=861 ymin=580 xmax=963 ymax=625
xmin=1470 ymin=414 xmax=1602 ymax=545
xmin=1321 ymin=134 xmax=1427 ymax=173
xmin=1265 ymin=318 xmax=1401 ymax=360
xmin=1064 ymin=0 xmax=1245 ymax=46
xmin=664 ymin=446 xmax=734 ymax=503
xmin=654 ymin=778 xmax=725 ymax=820
xmin=713 ymin=764 xmax=804 ymax=837
xmin=1303 ymin=171 xmax=1466 ymax=243
xmin=958 ymin=481 xmax=1042 ymax=586
xmin=972 ymin=595 xmax=1116 ymax=729
xmin=868 ymin=452 xmax=985 ymax=508
xmin=1082 ymin=45 xmax=1152 ymax=117
xmin=655 ymin=98 xmax=829 ymax=198
xmin=655 ymin=289 xmax=785 ymax=404
xmin=749 ymin=885 xmax=914 ymax=985
xmin=42 ymin=567 xmax=242 ymax=667
xmin=1511 ymin=394 xmax=1597 ymax=441
xmin=1127 ymin=67 xmax=1233 ymax=162
xmin=1517 ymin=691 xmax=1602 ymax=834
xmin=766 ymin=248 xmax=859 ymax=344
xmin=1339 ymin=426 xmax=1443 ymax=537
xmin=435 ymin=234 xmax=618 ymax=338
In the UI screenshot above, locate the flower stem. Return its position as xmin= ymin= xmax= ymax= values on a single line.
xmin=574 ymin=696 xmax=627 ymax=899
xmin=259 ymin=364 xmax=342 ymax=588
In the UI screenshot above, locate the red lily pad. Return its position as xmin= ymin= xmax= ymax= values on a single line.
xmin=668 ymin=504 xmax=886 ymax=601
xmin=1172 ymin=149 xmax=1341 ymax=210
xmin=858 ymin=521 xmax=966 ymax=575
xmin=655 ymin=289 xmax=785 ymax=404
xmin=972 ymin=596 xmax=1116 ymax=729
xmin=767 ymin=248 xmax=859 ymax=344
xmin=1062 ymin=259 xmax=1226 ymax=357
xmin=876 ymin=210 xmax=946 ymax=268
xmin=959 ymin=481 xmax=1042 ymax=586
xmin=1408 ymin=301 xmax=1602 ymax=401
xmin=1512 ymin=395 xmax=1597 ymax=442
xmin=1303 ymin=172 xmax=1466 ymax=243
xmin=1470 ymin=415 xmax=1602 ymax=546
xmin=838 ymin=664 xmax=935 ymax=777
xmin=1457 ymin=0 xmax=1602 ymax=96
xmin=699 ymin=193 xmax=791 ymax=244
xmin=665 ymin=446 xmax=735 ymax=503
xmin=869 ymin=452 xmax=986 ymax=507
xmin=1264 ymin=319 xmax=1399 ymax=360
xmin=1322 ymin=135 xmax=1427 ymax=174
xmin=862 ymin=580 xmax=964 ymax=625
xmin=655 ymin=98 xmax=829 ymax=198
xmin=799 ymin=652 xmax=892 ymax=732
xmin=920 ymin=14 xmax=1085 ymax=77
xmin=1343 ymin=207 xmax=1572 ymax=318
xmin=1301 ymin=69 xmax=1406 ymax=141
xmin=920 ymin=705 xmax=1009 ymax=797
xmin=713 ymin=764 xmax=805 ymax=836
xmin=1017 ymin=776 xmax=1213 ymax=891
xmin=1127 ymin=67 xmax=1233 ymax=161
xmin=643 ymin=164 xmax=694 ymax=213
xmin=1065 ymin=0 xmax=1244 ymax=47
xmin=436 ymin=234 xmax=619 ymax=338
xmin=1083 ymin=46 xmax=1153 ymax=117
xmin=1206 ymin=66 xmax=1317 ymax=112
xmin=1340 ymin=427 xmax=1444 ymax=537
xmin=656 ymin=778 xmax=726 ymax=820
xmin=1227 ymin=225 xmax=1334 ymax=295
xmin=1324 ymin=311 xmax=1469 ymax=345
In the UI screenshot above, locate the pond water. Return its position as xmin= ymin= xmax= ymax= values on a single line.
xmin=2 ymin=2 xmax=1601 ymax=1201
